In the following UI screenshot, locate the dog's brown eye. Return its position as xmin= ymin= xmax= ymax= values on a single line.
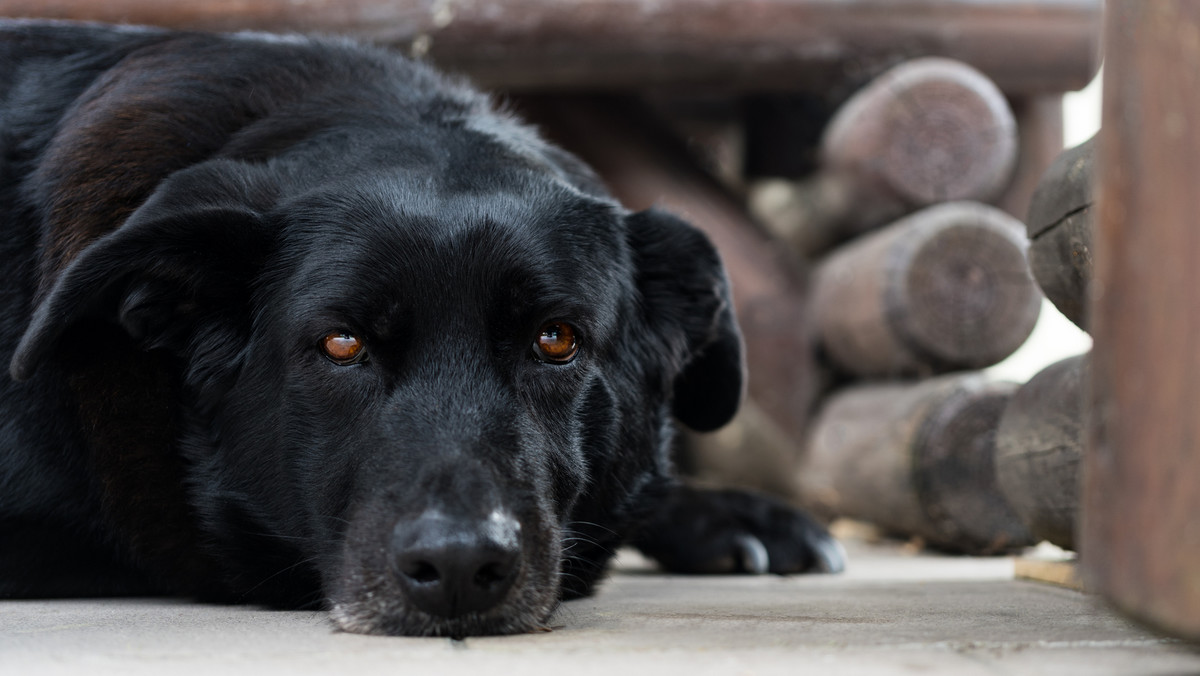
xmin=534 ymin=322 xmax=578 ymax=364
xmin=322 ymin=332 xmax=366 ymax=364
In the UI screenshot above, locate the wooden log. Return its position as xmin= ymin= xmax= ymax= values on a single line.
xmin=1025 ymin=135 xmax=1096 ymax=330
xmin=681 ymin=399 xmax=805 ymax=503
xmin=514 ymin=95 xmax=817 ymax=447
xmin=811 ymin=201 xmax=1042 ymax=378
xmin=645 ymin=95 xmax=747 ymax=192
xmin=820 ymin=58 xmax=1019 ymax=221
xmin=1082 ymin=0 xmax=1200 ymax=641
xmin=996 ymin=95 xmax=1066 ymax=224
xmin=994 ymin=354 xmax=1088 ymax=550
xmin=0 ymin=1 xmax=1101 ymax=94
xmin=752 ymin=58 xmax=1019 ymax=256
xmin=799 ymin=374 xmax=1033 ymax=554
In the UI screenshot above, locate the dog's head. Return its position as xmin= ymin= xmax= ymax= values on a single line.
xmin=11 ymin=113 xmax=743 ymax=635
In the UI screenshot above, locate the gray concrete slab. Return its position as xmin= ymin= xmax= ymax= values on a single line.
xmin=3 ymin=541 xmax=1199 ymax=675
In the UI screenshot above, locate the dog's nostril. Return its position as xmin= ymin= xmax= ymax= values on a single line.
xmin=404 ymin=560 xmax=440 ymax=585
xmin=474 ymin=561 xmax=509 ymax=588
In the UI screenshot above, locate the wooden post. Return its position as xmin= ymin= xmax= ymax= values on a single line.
xmin=1082 ymin=0 xmax=1200 ymax=641
xmin=0 ymin=0 xmax=1101 ymax=94
xmin=995 ymin=354 xmax=1088 ymax=550
xmin=1025 ymin=135 xmax=1095 ymax=330
xmin=800 ymin=374 xmax=1032 ymax=554
xmin=752 ymin=58 xmax=1018 ymax=256
xmin=811 ymin=202 xmax=1041 ymax=378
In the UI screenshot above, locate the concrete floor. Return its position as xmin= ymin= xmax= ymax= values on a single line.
xmin=4 ymin=536 xmax=1199 ymax=676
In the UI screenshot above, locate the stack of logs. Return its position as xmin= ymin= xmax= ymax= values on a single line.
xmin=524 ymin=57 xmax=1093 ymax=557
xmin=763 ymin=58 xmax=1052 ymax=555
xmin=517 ymin=54 xmax=1094 ymax=557
xmin=788 ymin=69 xmax=1098 ymax=558
xmin=793 ymin=103 xmax=1096 ymax=556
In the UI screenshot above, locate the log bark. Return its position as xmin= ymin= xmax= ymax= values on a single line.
xmin=811 ymin=201 xmax=1041 ymax=378
xmin=1026 ymin=135 xmax=1095 ymax=330
xmin=0 ymin=0 xmax=1101 ymax=94
xmin=514 ymin=95 xmax=817 ymax=447
xmin=799 ymin=374 xmax=1032 ymax=554
xmin=995 ymin=354 xmax=1088 ymax=550
xmin=1082 ymin=0 xmax=1200 ymax=641
xmin=753 ymin=58 xmax=1018 ymax=256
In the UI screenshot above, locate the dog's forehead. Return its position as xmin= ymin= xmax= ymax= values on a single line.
xmin=273 ymin=174 xmax=632 ymax=327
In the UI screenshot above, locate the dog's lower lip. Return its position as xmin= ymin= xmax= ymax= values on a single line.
xmin=329 ymin=598 xmax=551 ymax=637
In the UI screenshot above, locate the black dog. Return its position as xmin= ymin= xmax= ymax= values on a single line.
xmin=0 ymin=21 xmax=843 ymax=637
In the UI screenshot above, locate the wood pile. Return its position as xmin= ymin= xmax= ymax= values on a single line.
xmin=793 ymin=99 xmax=1097 ymax=555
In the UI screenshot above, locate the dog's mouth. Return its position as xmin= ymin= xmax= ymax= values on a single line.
xmin=328 ymin=509 xmax=563 ymax=637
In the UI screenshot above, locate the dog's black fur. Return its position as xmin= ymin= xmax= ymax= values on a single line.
xmin=0 ymin=21 xmax=843 ymax=637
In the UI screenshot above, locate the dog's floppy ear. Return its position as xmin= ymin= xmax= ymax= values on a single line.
xmin=10 ymin=165 xmax=275 ymax=382
xmin=626 ymin=208 xmax=745 ymax=432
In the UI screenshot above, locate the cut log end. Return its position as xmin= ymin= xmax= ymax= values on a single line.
xmin=897 ymin=215 xmax=1042 ymax=367
xmin=876 ymin=79 xmax=1017 ymax=205
xmin=813 ymin=202 xmax=1041 ymax=377
xmin=822 ymin=57 xmax=1017 ymax=209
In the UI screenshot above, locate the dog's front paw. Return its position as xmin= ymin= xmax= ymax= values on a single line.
xmin=631 ymin=485 xmax=845 ymax=575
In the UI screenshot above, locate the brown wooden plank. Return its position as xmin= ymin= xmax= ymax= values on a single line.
xmin=1082 ymin=0 xmax=1200 ymax=641
xmin=0 ymin=0 xmax=1100 ymax=94
xmin=1015 ymin=558 xmax=1084 ymax=591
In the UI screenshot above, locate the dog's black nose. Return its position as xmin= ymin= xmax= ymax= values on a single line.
xmin=390 ymin=510 xmax=522 ymax=618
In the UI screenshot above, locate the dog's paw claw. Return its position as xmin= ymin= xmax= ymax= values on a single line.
xmin=733 ymin=533 xmax=770 ymax=574
xmin=633 ymin=485 xmax=847 ymax=576
xmin=810 ymin=532 xmax=847 ymax=574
